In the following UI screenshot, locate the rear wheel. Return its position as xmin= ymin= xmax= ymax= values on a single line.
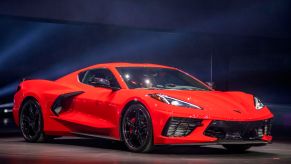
xmin=121 ymin=103 xmax=153 ymax=153
xmin=19 ymin=99 xmax=50 ymax=142
xmin=223 ymin=144 xmax=252 ymax=152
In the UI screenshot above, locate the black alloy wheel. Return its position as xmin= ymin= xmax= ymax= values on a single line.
xmin=20 ymin=99 xmax=47 ymax=142
xmin=121 ymin=103 xmax=153 ymax=153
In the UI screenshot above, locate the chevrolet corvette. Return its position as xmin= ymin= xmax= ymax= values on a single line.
xmin=13 ymin=63 xmax=273 ymax=152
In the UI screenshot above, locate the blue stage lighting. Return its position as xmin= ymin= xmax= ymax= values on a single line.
xmin=0 ymin=23 xmax=62 ymax=68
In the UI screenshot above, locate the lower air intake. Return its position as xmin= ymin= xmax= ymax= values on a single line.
xmin=162 ymin=117 xmax=202 ymax=137
xmin=204 ymin=119 xmax=272 ymax=141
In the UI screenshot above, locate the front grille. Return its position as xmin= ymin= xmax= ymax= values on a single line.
xmin=162 ymin=117 xmax=202 ymax=137
xmin=204 ymin=119 xmax=272 ymax=141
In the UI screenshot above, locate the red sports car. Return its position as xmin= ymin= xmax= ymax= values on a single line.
xmin=13 ymin=63 xmax=273 ymax=152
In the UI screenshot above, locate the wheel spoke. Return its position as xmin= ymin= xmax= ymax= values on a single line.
xmin=32 ymin=122 xmax=39 ymax=132
xmin=126 ymin=118 xmax=135 ymax=128
xmin=34 ymin=110 xmax=40 ymax=121
xmin=128 ymin=132 xmax=135 ymax=141
xmin=140 ymin=123 xmax=147 ymax=129
xmin=136 ymin=110 xmax=140 ymax=123
xmin=28 ymin=104 xmax=34 ymax=119
xmin=137 ymin=131 xmax=143 ymax=145
xmin=22 ymin=124 xmax=30 ymax=135
xmin=22 ymin=116 xmax=31 ymax=123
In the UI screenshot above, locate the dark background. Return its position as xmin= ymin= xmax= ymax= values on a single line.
xmin=0 ymin=0 xmax=291 ymax=137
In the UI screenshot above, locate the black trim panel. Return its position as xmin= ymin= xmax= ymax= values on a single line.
xmin=71 ymin=132 xmax=118 ymax=141
xmin=156 ymin=140 xmax=269 ymax=146
xmin=51 ymin=91 xmax=84 ymax=116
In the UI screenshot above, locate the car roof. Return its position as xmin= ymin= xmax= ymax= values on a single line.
xmin=83 ymin=62 xmax=175 ymax=70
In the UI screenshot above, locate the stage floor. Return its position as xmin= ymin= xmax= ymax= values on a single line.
xmin=0 ymin=136 xmax=290 ymax=163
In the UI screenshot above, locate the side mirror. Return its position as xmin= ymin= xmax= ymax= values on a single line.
xmin=89 ymin=77 xmax=120 ymax=91
xmin=205 ymin=82 xmax=215 ymax=89
xmin=89 ymin=77 xmax=110 ymax=88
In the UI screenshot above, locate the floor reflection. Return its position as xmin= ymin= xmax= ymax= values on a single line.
xmin=0 ymin=136 xmax=289 ymax=164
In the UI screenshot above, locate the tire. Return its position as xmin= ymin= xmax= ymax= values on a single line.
xmin=222 ymin=144 xmax=252 ymax=152
xmin=19 ymin=98 xmax=50 ymax=142
xmin=121 ymin=103 xmax=153 ymax=153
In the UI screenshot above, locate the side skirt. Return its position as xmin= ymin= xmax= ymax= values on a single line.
xmin=71 ymin=132 xmax=119 ymax=141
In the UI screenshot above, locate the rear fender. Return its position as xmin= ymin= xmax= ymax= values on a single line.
xmin=15 ymin=80 xmax=84 ymax=134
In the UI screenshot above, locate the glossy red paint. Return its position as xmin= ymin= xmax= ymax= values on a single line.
xmin=13 ymin=63 xmax=273 ymax=145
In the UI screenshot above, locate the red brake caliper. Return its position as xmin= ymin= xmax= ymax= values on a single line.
xmin=130 ymin=118 xmax=136 ymax=134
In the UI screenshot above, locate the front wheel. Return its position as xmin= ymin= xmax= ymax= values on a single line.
xmin=223 ymin=144 xmax=252 ymax=152
xmin=121 ymin=103 xmax=153 ymax=153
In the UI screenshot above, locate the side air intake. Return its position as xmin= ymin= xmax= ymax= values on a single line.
xmin=51 ymin=91 xmax=84 ymax=116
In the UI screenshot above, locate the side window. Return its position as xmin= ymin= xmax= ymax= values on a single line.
xmin=78 ymin=68 xmax=120 ymax=88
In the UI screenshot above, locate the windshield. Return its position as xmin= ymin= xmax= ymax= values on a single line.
xmin=116 ymin=67 xmax=210 ymax=91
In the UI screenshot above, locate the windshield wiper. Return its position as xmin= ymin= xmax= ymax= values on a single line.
xmin=174 ymin=86 xmax=208 ymax=91
xmin=165 ymin=83 xmax=176 ymax=87
xmin=187 ymin=87 xmax=208 ymax=91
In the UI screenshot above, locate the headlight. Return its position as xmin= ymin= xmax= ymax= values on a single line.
xmin=149 ymin=93 xmax=202 ymax=109
xmin=254 ymin=97 xmax=264 ymax=110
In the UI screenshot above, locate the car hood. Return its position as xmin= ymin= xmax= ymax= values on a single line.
xmin=145 ymin=90 xmax=271 ymax=119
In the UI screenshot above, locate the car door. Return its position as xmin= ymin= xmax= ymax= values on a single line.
xmin=67 ymin=68 xmax=121 ymax=135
